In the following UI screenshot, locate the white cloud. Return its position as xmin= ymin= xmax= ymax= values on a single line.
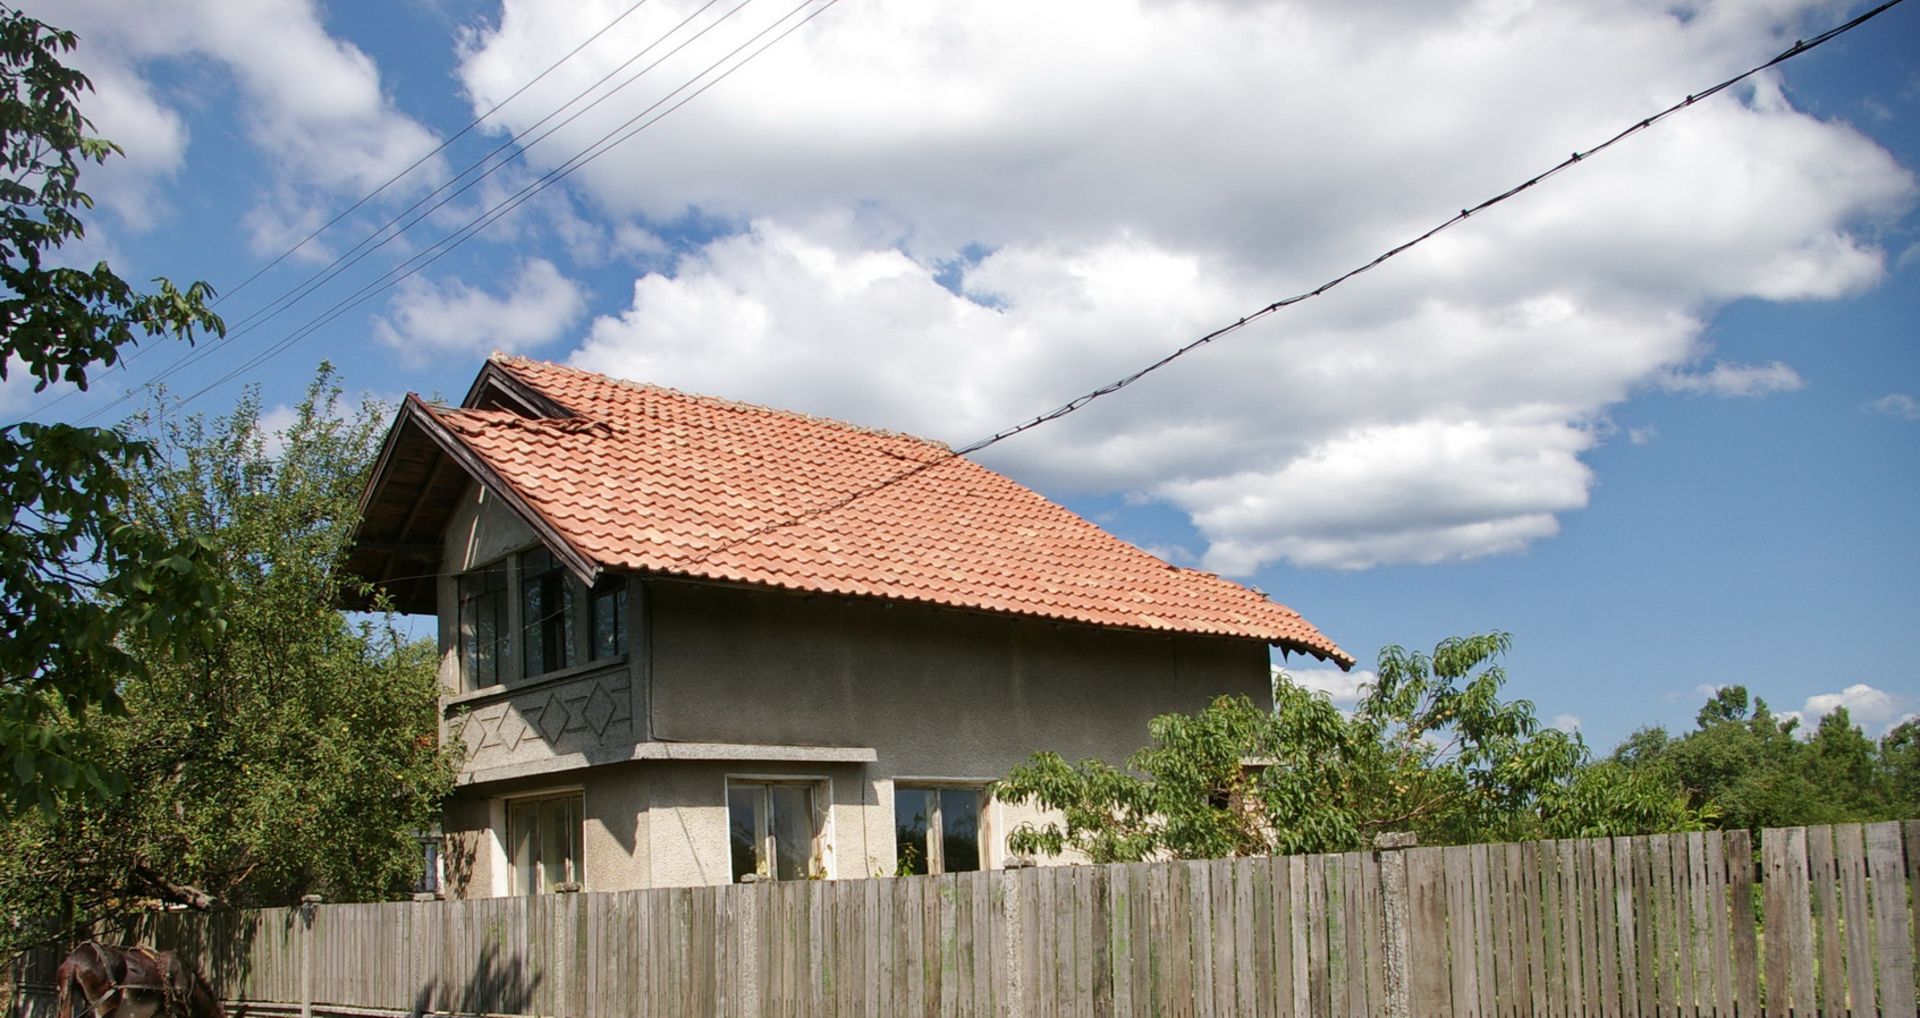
xmin=1864 ymin=393 xmax=1920 ymax=420
xmin=1657 ymin=361 xmax=1806 ymax=397
xmin=1548 ymin=713 xmax=1583 ymax=734
xmin=26 ymin=0 xmax=442 ymax=245
xmin=1628 ymin=426 xmax=1659 ymax=445
xmin=1279 ymin=666 xmax=1375 ymax=709
xmin=375 ymin=259 xmax=587 ymax=364
xmin=480 ymin=0 xmax=1915 ymax=571
xmin=1786 ymin=683 xmax=1915 ymax=737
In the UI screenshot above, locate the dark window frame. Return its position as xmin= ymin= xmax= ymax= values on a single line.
xmin=894 ymin=784 xmax=985 ymax=875
xmin=457 ymin=560 xmax=509 ymax=690
xmin=520 ymin=547 xmax=577 ymax=678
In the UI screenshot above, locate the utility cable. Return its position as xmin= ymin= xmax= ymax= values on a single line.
xmin=216 ymin=0 xmax=737 ymax=344
xmin=9 ymin=0 xmax=660 ymax=425
xmin=151 ymin=0 xmax=843 ymax=420
xmin=66 ymin=0 xmax=829 ymax=428
xmin=94 ymin=0 xmax=746 ymax=410
xmin=672 ymin=0 xmax=1911 ymax=567
xmin=215 ymin=0 xmax=661 ymax=307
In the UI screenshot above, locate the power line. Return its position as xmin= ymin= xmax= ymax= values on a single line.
xmin=674 ymin=0 xmax=1911 ymax=567
xmin=951 ymin=0 xmax=1909 ymax=458
xmin=215 ymin=0 xmax=663 ymax=307
xmin=12 ymin=0 xmax=661 ymax=425
xmin=153 ymin=0 xmax=843 ymax=419
xmin=67 ymin=0 xmax=835 ymax=428
xmin=213 ymin=0 xmax=741 ymax=346
xmin=97 ymin=0 xmax=743 ymax=408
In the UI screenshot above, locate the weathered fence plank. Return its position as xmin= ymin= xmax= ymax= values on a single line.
xmin=1835 ymin=823 xmax=1875 ymax=1016
xmin=23 ymin=821 xmax=1920 ymax=1018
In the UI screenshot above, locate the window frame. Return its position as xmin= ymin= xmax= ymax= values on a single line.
xmin=520 ymin=547 xmax=578 ymax=679
xmin=505 ymin=790 xmax=584 ymax=895
xmin=727 ymin=779 xmax=826 ymax=883
xmin=894 ymin=783 xmax=988 ymax=876
xmin=457 ymin=559 xmax=510 ymax=691
xmin=453 ymin=547 xmax=631 ymax=690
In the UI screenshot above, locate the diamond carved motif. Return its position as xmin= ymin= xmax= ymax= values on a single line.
xmin=581 ymin=682 xmax=617 ymax=737
xmin=473 ymin=705 xmax=510 ymax=749
xmin=534 ymin=691 xmax=569 ymax=743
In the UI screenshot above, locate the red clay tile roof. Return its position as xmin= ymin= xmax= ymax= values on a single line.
xmin=424 ymin=355 xmax=1351 ymax=667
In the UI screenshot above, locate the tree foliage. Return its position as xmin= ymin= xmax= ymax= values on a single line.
xmin=0 ymin=371 xmax=454 ymax=950
xmin=994 ymin=633 xmax=1700 ymax=863
xmin=0 ymin=8 xmax=225 ymax=812
xmin=1609 ymin=684 xmax=1914 ymax=831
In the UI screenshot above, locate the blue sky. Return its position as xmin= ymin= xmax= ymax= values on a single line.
xmin=9 ymin=0 xmax=1917 ymax=752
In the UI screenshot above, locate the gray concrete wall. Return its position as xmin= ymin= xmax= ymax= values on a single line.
xmin=645 ymin=578 xmax=1270 ymax=774
xmin=435 ymin=482 xmax=645 ymax=781
xmin=430 ymin=483 xmax=1276 ymax=897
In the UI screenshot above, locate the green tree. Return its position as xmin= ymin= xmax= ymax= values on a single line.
xmin=1610 ymin=684 xmax=1904 ymax=831
xmin=0 ymin=9 xmax=225 ymax=812
xmin=1882 ymin=718 xmax=1920 ymax=818
xmin=0 ymin=371 xmax=454 ymax=949
xmin=993 ymin=633 xmax=1699 ymax=863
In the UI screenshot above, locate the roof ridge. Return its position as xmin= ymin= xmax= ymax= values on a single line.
xmin=492 ymin=354 xmax=955 ymax=454
xmin=435 ymin=406 xmax=611 ymax=436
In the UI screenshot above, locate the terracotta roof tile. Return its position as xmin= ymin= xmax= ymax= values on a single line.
xmin=431 ymin=354 xmax=1351 ymax=666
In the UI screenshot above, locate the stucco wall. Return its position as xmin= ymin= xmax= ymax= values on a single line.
xmin=645 ymin=578 xmax=1270 ymax=773
xmin=431 ymin=483 xmax=1280 ymax=896
xmin=435 ymin=483 xmax=644 ymax=779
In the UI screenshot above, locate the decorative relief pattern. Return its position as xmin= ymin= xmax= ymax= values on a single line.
xmin=445 ymin=667 xmax=634 ymax=774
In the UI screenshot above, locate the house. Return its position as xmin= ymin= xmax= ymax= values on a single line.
xmin=344 ymin=354 xmax=1351 ymax=897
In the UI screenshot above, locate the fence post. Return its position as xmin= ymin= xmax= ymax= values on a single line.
xmin=1374 ymin=833 xmax=1417 ymax=1018
xmin=298 ymin=895 xmax=322 ymax=1018
xmin=1003 ymin=859 xmax=1032 ymax=1018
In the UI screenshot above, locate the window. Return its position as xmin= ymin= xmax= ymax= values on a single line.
xmin=589 ymin=577 xmax=626 ymax=660
xmin=458 ymin=561 xmax=509 ymax=689
xmin=894 ymin=786 xmax=983 ymax=875
xmin=414 ymin=826 xmax=443 ymax=896
xmin=457 ymin=549 xmax=629 ymax=688
xmin=520 ymin=548 xmax=577 ymax=677
xmin=507 ymin=793 xmax=582 ymax=894
xmin=728 ymin=782 xmax=820 ymax=882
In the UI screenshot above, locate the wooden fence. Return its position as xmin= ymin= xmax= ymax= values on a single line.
xmin=16 ymin=821 xmax=1920 ymax=1017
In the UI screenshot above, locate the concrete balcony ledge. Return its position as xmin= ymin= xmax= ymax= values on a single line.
xmin=457 ymin=740 xmax=878 ymax=786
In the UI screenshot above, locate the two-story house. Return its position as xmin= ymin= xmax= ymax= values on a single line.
xmin=344 ymin=355 xmax=1351 ymax=897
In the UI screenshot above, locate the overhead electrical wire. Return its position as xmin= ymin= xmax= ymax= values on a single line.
xmin=80 ymin=0 xmax=752 ymax=413
xmin=214 ymin=0 xmax=741 ymax=344
xmin=62 ymin=0 xmax=835 ymax=428
xmin=668 ymin=0 xmax=1912 ymax=567
xmin=143 ymin=0 xmax=843 ymax=421
xmin=11 ymin=0 xmax=663 ymax=424
xmin=215 ymin=0 xmax=662 ymax=308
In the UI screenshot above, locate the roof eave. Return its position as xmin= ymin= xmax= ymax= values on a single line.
xmin=403 ymin=398 xmax=603 ymax=587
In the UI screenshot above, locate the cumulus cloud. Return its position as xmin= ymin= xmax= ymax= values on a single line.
xmin=483 ymin=0 xmax=1915 ymax=571
xmin=26 ymin=0 xmax=441 ymax=246
xmin=1863 ymin=393 xmax=1920 ymax=420
xmin=1279 ymin=666 xmax=1376 ymax=709
xmin=1785 ymin=683 xmax=1915 ymax=737
xmin=1548 ymin=713 xmax=1583 ymax=734
xmin=374 ymin=259 xmax=587 ymax=363
xmin=1657 ymin=361 xmax=1806 ymax=397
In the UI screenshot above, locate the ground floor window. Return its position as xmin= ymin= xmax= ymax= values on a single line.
xmin=415 ymin=825 xmax=443 ymax=895
xmin=507 ymin=792 xmax=582 ymax=894
xmin=894 ymin=786 xmax=983 ymax=875
xmin=728 ymin=781 xmax=820 ymax=882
